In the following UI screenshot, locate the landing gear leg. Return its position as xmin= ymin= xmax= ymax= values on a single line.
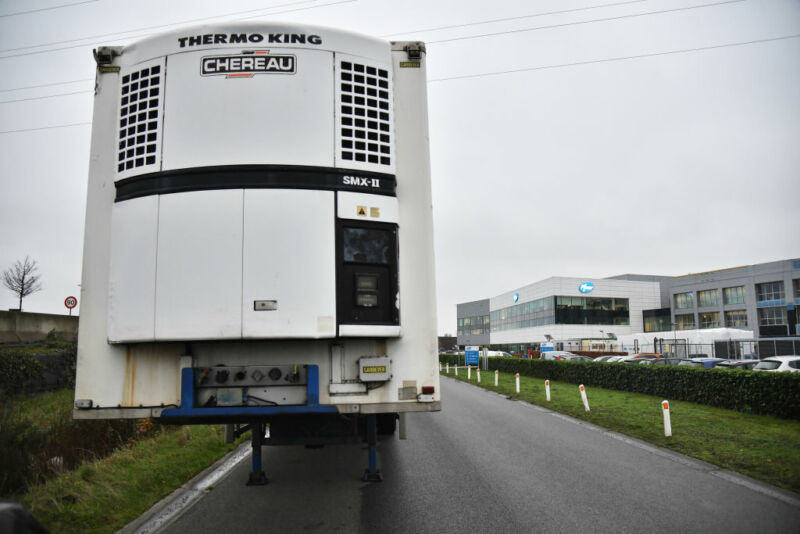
xmin=362 ymin=414 xmax=382 ymax=482
xmin=247 ymin=421 xmax=268 ymax=486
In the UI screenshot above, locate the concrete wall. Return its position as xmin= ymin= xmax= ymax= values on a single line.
xmin=0 ymin=311 xmax=79 ymax=343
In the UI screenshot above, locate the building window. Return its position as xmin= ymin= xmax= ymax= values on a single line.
xmin=758 ymin=307 xmax=785 ymax=326
xmin=554 ymin=296 xmax=630 ymax=326
xmin=699 ymin=311 xmax=720 ymax=329
xmin=457 ymin=314 xmax=489 ymax=336
xmin=794 ymin=279 xmax=800 ymax=299
xmin=674 ymin=292 xmax=694 ymax=309
xmin=723 ymin=286 xmax=745 ymax=305
xmin=675 ymin=313 xmax=695 ymax=330
xmin=490 ymin=297 xmax=555 ymax=332
xmin=724 ymin=310 xmax=747 ymax=328
xmin=643 ymin=308 xmax=671 ymax=332
xmin=756 ymin=281 xmax=784 ymax=302
xmin=697 ymin=289 xmax=719 ymax=307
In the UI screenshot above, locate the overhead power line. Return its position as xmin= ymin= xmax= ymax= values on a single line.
xmin=1 ymin=33 xmax=795 ymax=122
xmin=380 ymin=0 xmax=648 ymax=38
xmin=427 ymin=0 xmax=746 ymax=45
xmin=428 ymin=34 xmax=800 ymax=83
xmin=0 ymin=90 xmax=92 ymax=104
xmin=0 ymin=78 xmax=94 ymax=93
xmin=0 ymin=0 xmax=98 ymax=18
xmin=0 ymin=122 xmax=91 ymax=135
xmin=0 ymin=0 xmax=351 ymax=58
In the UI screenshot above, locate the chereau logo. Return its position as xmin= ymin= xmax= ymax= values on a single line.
xmin=201 ymin=52 xmax=296 ymax=78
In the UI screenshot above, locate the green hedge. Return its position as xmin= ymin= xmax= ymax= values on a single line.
xmin=438 ymin=355 xmax=800 ymax=420
xmin=0 ymin=352 xmax=44 ymax=399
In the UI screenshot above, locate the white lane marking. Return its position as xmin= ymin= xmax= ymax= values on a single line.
xmin=133 ymin=445 xmax=252 ymax=534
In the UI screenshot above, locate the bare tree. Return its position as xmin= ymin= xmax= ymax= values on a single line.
xmin=2 ymin=256 xmax=43 ymax=311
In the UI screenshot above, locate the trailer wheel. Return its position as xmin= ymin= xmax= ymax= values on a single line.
xmin=376 ymin=413 xmax=398 ymax=435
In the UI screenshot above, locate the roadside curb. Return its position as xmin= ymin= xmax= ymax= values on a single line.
xmin=116 ymin=441 xmax=251 ymax=534
xmin=442 ymin=374 xmax=800 ymax=509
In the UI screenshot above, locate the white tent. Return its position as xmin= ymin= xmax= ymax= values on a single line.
xmin=617 ymin=328 xmax=753 ymax=354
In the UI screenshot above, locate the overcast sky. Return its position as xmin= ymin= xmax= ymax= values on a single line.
xmin=1 ymin=0 xmax=798 ymax=334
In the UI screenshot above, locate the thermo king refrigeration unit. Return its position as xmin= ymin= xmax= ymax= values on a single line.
xmin=74 ymin=22 xmax=438 ymax=482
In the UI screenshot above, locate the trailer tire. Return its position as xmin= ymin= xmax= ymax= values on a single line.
xmin=376 ymin=413 xmax=398 ymax=435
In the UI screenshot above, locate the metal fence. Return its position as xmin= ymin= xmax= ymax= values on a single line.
xmin=632 ymin=338 xmax=800 ymax=359
xmin=633 ymin=340 xmax=711 ymax=358
xmin=444 ymin=337 xmax=800 ymax=361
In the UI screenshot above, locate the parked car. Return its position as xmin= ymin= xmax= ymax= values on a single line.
xmin=605 ymin=356 xmax=626 ymax=362
xmin=631 ymin=353 xmax=662 ymax=359
xmin=540 ymin=351 xmax=576 ymax=361
xmin=636 ymin=357 xmax=665 ymax=365
xmin=566 ymin=355 xmax=593 ymax=361
xmin=717 ymin=360 xmax=759 ymax=370
xmin=678 ymin=357 xmax=727 ymax=368
xmin=593 ymin=355 xmax=615 ymax=362
xmin=620 ymin=355 xmax=656 ymax=363
xmin=752 ymin=356 xmax=800 ymax=373
xmin=486 ymin=351 xmax=512 ymax=357
xmin=647 ymin=357 xmax=688 ymax=366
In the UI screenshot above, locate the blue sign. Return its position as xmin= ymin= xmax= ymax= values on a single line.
xmin=465 ymin=346 xmax=480 ymax=366
xmin=541 ymin=342 xmax=554 ymax=352
xmin=578 ymin=282 xmax=594 ymax=293
xmin=513 ymin=292 xmax=519 ymax=303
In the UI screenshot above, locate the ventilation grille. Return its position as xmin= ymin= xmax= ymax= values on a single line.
xmin=117 ymin=60 xmax=163 ymax=178
xmin=338 ymin=59 xmax=392 ymax=169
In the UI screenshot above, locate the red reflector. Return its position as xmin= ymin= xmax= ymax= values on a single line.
xmin=422 ymin=386 xmax=435 ymax=394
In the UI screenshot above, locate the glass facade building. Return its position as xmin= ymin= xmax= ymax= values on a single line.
xmin=456 ymin=259 xmax=799 ymax=349
xmin=489 ymin=296 xmax=630 ymax=332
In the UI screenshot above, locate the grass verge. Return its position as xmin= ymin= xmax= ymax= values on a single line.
xmin=20 ymin=424 xmax=248 ymax=534
xmin=443 ymin=369 xmax=800 ymax=493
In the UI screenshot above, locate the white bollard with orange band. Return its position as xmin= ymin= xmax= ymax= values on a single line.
xmin=579 ymin=384 xmax=590 ymax=412
xmin=545 ymin=379 xmax=551 ymax=401
xmin=467 ymin=365 xmax=471 ymax=380
xmin=515 ymin=373 xmax=520 ymax=393
xmin=662 ymin=400 xmax=672 ymax=437
xmin=494 ymin=370 xmax=498 ymax=387
xmin=477 ymin=368 xmax=481 ymax=383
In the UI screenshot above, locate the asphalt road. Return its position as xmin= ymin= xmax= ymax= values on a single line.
xmin=159 ymin=377 xmax=800 ymax=533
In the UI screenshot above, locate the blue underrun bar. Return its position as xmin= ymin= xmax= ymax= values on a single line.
xmin=160 ymin=364 xmax=338 ymax=419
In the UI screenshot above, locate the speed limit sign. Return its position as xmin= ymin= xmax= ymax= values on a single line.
xmin=65 ymin=296 xmax=77 ymax=315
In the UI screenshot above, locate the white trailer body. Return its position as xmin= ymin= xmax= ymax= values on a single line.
xmin=74 ymin=22 xmax=439 ymax=431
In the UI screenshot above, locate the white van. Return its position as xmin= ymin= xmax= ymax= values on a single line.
xmin=540 ymin=351 xmax=576 ymax=361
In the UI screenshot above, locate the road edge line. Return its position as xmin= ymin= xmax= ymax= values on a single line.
xmin=116 ymin=441 xmax=252 ymax=534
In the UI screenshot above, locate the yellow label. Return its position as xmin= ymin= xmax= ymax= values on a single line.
xmin=362 ymin=366 xmax=386 ymax=374
xmin=370 ymin=207 xmax=380 ymax=217
xmin=357 ymin=206 xmax=367 ymax=216
xmin=400 ymin=61 xmax=420 ymax=68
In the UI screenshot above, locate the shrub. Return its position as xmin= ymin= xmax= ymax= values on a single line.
xmin=0 ymin=352 xmax=44 ymax=399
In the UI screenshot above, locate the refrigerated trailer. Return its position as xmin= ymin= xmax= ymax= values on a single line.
xmin=74 ymin=22 xmax=439 ymax=482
